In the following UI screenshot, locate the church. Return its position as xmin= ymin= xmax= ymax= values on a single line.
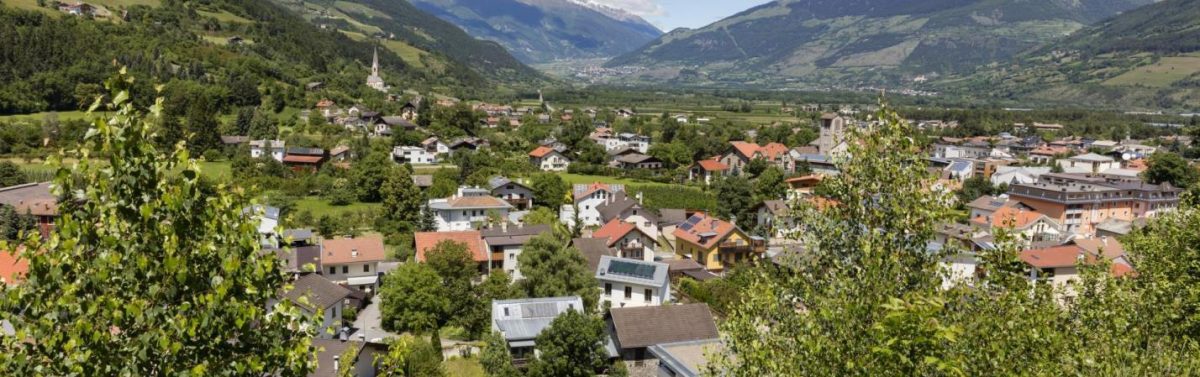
xmin=366 ymin=47 xmax=388 ymax=93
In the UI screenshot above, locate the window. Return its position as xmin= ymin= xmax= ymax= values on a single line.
xmin=363 ymin=264 xmax=370 ymax=273
xmin=342 ymin=266 xmax=349 ymax=274
xmin=644 ymin=289 xmax=652 ymax=302
xmin=605 ymin=283 xmax=612 ymax=296
xmin=624 ymin=286 xmax=632 ymax=299
xmin=503 ymin=307 xmax=509 ymax=316
xmin=328 ymin=266 xmax=336 ymax=275
xmin=509 ymin=253 xmax=515 ymax=260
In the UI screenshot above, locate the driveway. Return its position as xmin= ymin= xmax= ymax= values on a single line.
xmin=351 ymin=296 xmax=399 ymax=343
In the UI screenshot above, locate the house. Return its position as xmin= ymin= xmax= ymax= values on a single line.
xmin=1057 ymin=153 xmax=1118 ymax=174
xmin=944 ymin=159 xmax=975 ymax=180
xmin=688 ymin=158 xmax=728 ymax=185
xmin=274 ymin=229 xmax=322 ymax=276
xmin=427 ymin=187 xmax=514 ymax=231
xmin=481 ymin=224 xmax=552 ymax=279
xmin=414 ymin=230 xmax=491 ymax=274
xmin=969 ymin=206 xmax=1065 ymax=245
xmin=488 ymin=177 xmax=535 ymax=210
xmin=250 ymin=140 xmax=286 ymax=162
xmin=309 ymin=339 xmax=384 ymax=377
xmin=0 ymin=248 xmax=29 ymax=286
xmin=592 ymin=219 xmax=657 ymax=261
xmin=280 ymin=274 xmax=353 ymax=339
xmin=719 ymin=141 xmax=789 ymax=175
xmin=616 ymin=108 xmax=636 ymax=118
xmin=400 ymin=97 xmax=422 ymax=120
xmin=607 ymin=304 xmax=719 ymax=369
xmin=243 ymin=204 xmax=281 ymax=238
xmin=491 ymin=296 xmax=585 ymax=366
xmin=648 ymin=339 xmax=724 ymax=377
xmin=220 ymin=135 xmax=249 ymax=146
xmin=1021 ymin=237 xmax=1133 ymax=295
xmin=784 ymin=175 xmax=822 ymax=200
xmin=965 ymin=195 xmax=1033 ymax=221
xmin=596 ymin=256 xmax=669 ymax=309
xmin=664 ymin=258 xmax=719 ymax=282
xmin=673 ymin=213 xmax=764 ymax=272
xmin=811 ymin=113 xmax=849 ymax=156
xmin=573 ymin=237 xmax=618 ymax=272
xmin=1008 ymin=177 xmax=1181 ymax=235
xmin=329 ymin=146 xmax=352 ymax=162
xmin=611 ymin=153 xmax=663 ymax=170
xmin=421 ymin=137 xmax=451 ymax=155
xmin=320 ymin=235 xmax=386 ymax=293
xmin=537 ymin=114 xmax=551 ymax=123
xmin=0 ymin=182 xmax=58 ymax=239
xmin=528 ymin=146 xmax=571 ymax=172
xmin=283 ymin=147 xmax=326 ymax=171
xmin=753 ymin=200 xmax=794 ymax=239
xmin=603 ymin=133 xmax=652 ymax=153
xmin=392 ymin=146 xmax=437 ymax=165
xmin=791 ymin=153 xmax=840 ymax=176
xmin=564 ymin=183 xmax=625 ymax=227
xmin=315 ymin=99 xmax=340 ymax=118
xmin=375 ymin=116 xmax=416 ymax=137
xmin=991 ymin=166 xmax=1052 ymax=186
xmin=1028 ymin=145 xmax=1071 ymax=165
xmin=596 ymin=191 xmax=658 ymax=240
xmin=448 ymin=137 xmax=489 ymax=154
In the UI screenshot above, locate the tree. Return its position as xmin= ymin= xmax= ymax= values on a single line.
xmin=462 ymin=271 xmax=523 ymax=338
xmin=380 ymin=263 xmax=448 ymax=333
xmin=526 ymin=310 xmax=607 ymax=377
xmin=714 ymin=176 xmax=754 ymax=225
xmin=1144 ymin=152 xmax=1199 ymax=188
xmin=418 ymin=206 xmax=437 ymax=232
xmin=523 ymin=207 xmax=559 ymax=226
xmin=956 ymin=176 xmax=998 ymax=205
xmin=529 ymin=173 xmax=568 ymax=208
xmin=0 ymin=72 xmax=316 ymax=375
xmin=753 ymin=166 xmax=786 ymax=201
xmin=325 ymin=178 xmax=356 ymax=206
xmin=381 ymin=165 xmax=422 ymax=229
xmin=350 ymin=151 xmax=393 ymax=202
xmin=0 ymin=204 xmax=34 ymax=240
xmin=517 ymin=233 xmax=599 ymax=310
xmin=337 ymin=344 xmax=360 ymax=377
xmin=248 ymin=108 xmax=278 ymax=140
xmin=480 ymin=331 xmax=520 ymax=377
xmin=423 ymin=240 xmax=477 ymax=331
xmin=0 ymin=161 xmax=28 ymax=187
xmin=428 ymin=168 xmax=459 ymax=199
xmin=376 ymin=334 xmax=445 ymax=377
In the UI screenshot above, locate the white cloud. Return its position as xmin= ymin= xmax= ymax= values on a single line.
xmin=575 ymin=0 xmax=667 ymax=17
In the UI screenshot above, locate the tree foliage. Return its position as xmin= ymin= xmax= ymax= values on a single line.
xmin=1144 ymin=151 xmax=1199 ymax=188
xmin=517 ymin=233 xmax=599 ymax=310
xmin=526 ymin=310 xmax=607 ymax=377
xmin=480 ymin=331 xmax=520 ymax=377
xmin=380 ymin=262 xmax=448 ymax=333
xmin=375 ymin=334 xmax=445 ymax=377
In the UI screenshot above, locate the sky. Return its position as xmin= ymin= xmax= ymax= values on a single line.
xmin=585 ymin=0 xmax=773 ymax=31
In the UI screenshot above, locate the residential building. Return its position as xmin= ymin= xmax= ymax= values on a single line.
xmin=309 ymin=339 xmax=384 ymax=377
xmin=1021 ymin=237 xmax=1133 ymax=296
xmin=283 ymin=147 xmax=326 ymax=171
xmin=597 ymin=133 xmax=651 ymax=153
xmin=320 ymin=235 xmax=386 ymax=293
xmin=596 ymin=256 xmax=669 ymax=309
xmin=596 ymin=191 xmax=658 ymax=240
xmin=329 ymin=146 xmax=352 ymax=162
xmin=428 ymin=187 xmax=514 ymax=231
xmin=688 ymin=158 xmax=728 ymax=185
xmin=790 ymin=153 xmax=840 ymax=176
xmin=649 ymin=339 xmax=724 ymax=377
xmin=488 ymin=176 xmax=535 ymax=210
xmin=448 ymin=137 xmax=489 ymax=154
xmin=492 ymin=296 xmax=584 ymax=366
xmin=481 ymin=224 xmax=552 ymax=279
xmin=375 ymin=116 xmax=416 ymax=137
xmin=574 ymin=237 xmax=618 ymax=272
xmin=592 ymin=219 xmax=656 ymax=261
xmin=392 ymin=146 xmax=437 ymax=165
xmin=280 ymin=274 xmax=353 ymax=339
xmin=673 ymin=213 xmax=765 ymax=272
xmin=719 ymin=141 xmax=789 ymax=175
xmin=243 ymin=204 xmax=281 ymax=239
xmin=607 ymin=304 xmax=719 ymax=369
xmin=611 ymin=153 xmax=663 ymax=170
xmin=1058 ymin=153 xmax=1118 ymax=174
xmin=249 ymin=139 xmax=286 ymax=162
xmin=784 ymin=175 xmax=822 ymax=200
xmin=414 ymin=230 xmax=490 ymax=274
xmin=563 ymin=183 xmax=624 ymax=227
xmin=969 ymin=206 xmax=1065 ymax=245
xmin=421 ymin=137 xmax=451 ymax=155
xmin=528 ymin=146 xmax=571 ymax=172
xmin=991 ymin=166 xmax=1052 ymax=186
xmin=0 ymin=182 xmax=58 ymax=239
xmin=753 ymin=200 xmax=794 ymax=239
xmin=1008 ymin=176 xmax=1182 ymax=235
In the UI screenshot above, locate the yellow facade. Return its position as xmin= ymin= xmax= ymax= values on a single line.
xmin=675 ymin=228 xmax=757 ymax=272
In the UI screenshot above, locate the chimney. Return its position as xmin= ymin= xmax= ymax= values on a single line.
xmin=637 ymin=192 xmax=643 ymax=205
xmin=501 ymin=221 xmax=508 ymax=233
xmin=333 ymin=355 xmax=340 ymax=372
xmin=351 ymin=248 xmax=358 ymax=258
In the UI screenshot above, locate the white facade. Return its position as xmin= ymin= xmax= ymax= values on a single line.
xmin=324 ymin=261 xmax=379 ymax=292
xmin=597 ymin=256 xmax=670 ymax=309
xmin=601 ymin=133 xmax=651 ymax=153
xmin=532 ymin=151 xmax=571 ymax=172
xmin=393 ymin=146 xmax=437 ymax=165
xmin=940 ymin=253 xmax=978 ymax=290
xmin=429 ymin=187 xmax=513 ymax=231
xmin=574 ymin=190 xmax=612 ymax=227
xmin=250 ymin=140 xmax=286 ymax=162
xmin=991 ymin=166 xmax=1051 ymax=186
xmin=1058 ymin=153 xmax=1117 ymax=174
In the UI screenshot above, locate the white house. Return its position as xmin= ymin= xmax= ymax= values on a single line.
xmin=392 ymin=146 xmax=437 ymax=165
xmin=280 ymin=274 xmax=352 ymax=339
xmin=249 ymin=140 xmax=286 ymax=162
xmin=562 ymin=183 xmax=624 ymax=227
xmin=991 ymin=166 xmax=1052 ymax=186
xmin=592 ymin=218 xmax=656 ymax=261
xmin=596 ymin=256 xmax=670 ymax=309
xmin=603 ymin=133 xmax=651 ymax=153
xmin=482 ymin=223 xmax=553 ymax=279
xmin=1057 ymin=153 xmax=1117 ymax=174
xmin=596 ymin=191 xmax=659 ymax=241
xmin=528 ymin=146 xmax=571 ymax=172
xmin=320 ymin=235 xmax=386 ymax=293
xmin=422 ymin=137 xmax=451 ymax=155
xmin=428 ymin=187 xmax=514 ymax=231
xmin=488 ymin=176 xmax=535 ymax=210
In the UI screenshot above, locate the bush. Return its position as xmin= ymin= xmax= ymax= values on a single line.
xmin=201 ymin=149 xmax=223 ymax=162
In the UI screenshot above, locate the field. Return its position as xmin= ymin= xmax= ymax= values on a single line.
xmin=0 ymin=111 xmax=95 ymax=122
xmin=293 ymin=196 xmax=381 ymax=217
xmin=1103 ymin=55 xmax=1200 ymax=88
xmin=553 ymin=173 xmax=671 ymax=186
xmin=197 ymin=9 xmax=252 ymax=24
xmin=443 ymin=358 xmax=484 ymax=377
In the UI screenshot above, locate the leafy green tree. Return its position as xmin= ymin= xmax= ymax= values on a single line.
xmin=523 ymin=206 xmax=559 ymax=226
xmin=0 ymin=73 xmax=316 ymax=375
xmin=376 ymin=334 xmax=445 ymax=377
xmin=0 ymin=161 xmax=28 ymax=187
xmin=428 ymin=168 xmax=460 ymax=199
xmin=714 ymin=175 xmax=754 ymax=225
xmin=529 ymin=173 xmax=568 ymax=208
xmin=0 ymin=204 xmax=35 ymax=241
xmin=753 ymin=166 xmax=786 ymax=201
xmin=1144 ymin=151 xmax=1199 ymax=188
xmin=956 ymin=176 xmax=999 ymax=205
xmin=350 ymin=151 xmax=393 ymax=202
xmin=325 ymin=178 xmax=356 ymax=206
xmin=526 ymin=310 xmax=607 ymax=377
xmin=381 ymin=165 xmax=422 ymax=228
xmin=380 ymin=263 xmax=448 ymax=333
xmin=743 ymin=158 xmax=769 ymax=178
xmin=424 ymin=240 xmax=477 ymax=330
xmin=248 ymin=108 xmax=278 ymax=140
xmin=517 ymin=233 xmax=598 ymax=310
xmin=337 ymin=344 xmax=360 ymax=377
xmin=480 ymin=331 xmax=521 ymax=377
xmin=462 ymin=270 xmax=523 ymax=338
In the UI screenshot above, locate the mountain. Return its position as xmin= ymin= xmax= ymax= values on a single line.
xmin=408 ymin=0 xmax=662 ymax=63
xmin=605 ymin=0 xmax=1154 ymax=87
xmin=947 ymin=0 xmax=1200 ymax=109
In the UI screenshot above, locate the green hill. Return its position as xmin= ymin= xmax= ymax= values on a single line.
xmin=604 ymin=0 xmax=1152 ymax=87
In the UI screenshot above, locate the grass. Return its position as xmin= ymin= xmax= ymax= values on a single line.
xmin=443 ymin=358 xmax=484 ymax=377
xmin=197 ymin=9 xmax=252 ymax=24
xmin=0 ymin=111 xmax=95 ymax=122
xmin=1103 ymin=56 xmax=1200 ymax=88
xmin=293 ymin=196 xmax=381 ymax=217
xmin=197 ymin=161 xmax=232 ymax=181
xmin=382 ymin=40 xmax=427 ymax=69
xmin=553 ymin=173 xmax=671 ymax=186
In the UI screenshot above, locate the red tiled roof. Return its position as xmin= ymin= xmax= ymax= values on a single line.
xmin=760 ymin=142 xmax=789 ymax=160
xmin=729 ymin=141 xmax=759 ymax=159
xmin=592 ymin=219 xmax=640 ymax=247
xmin=0 ymin=248 xmax=28 ymax=285
xmin=1020 ymin=245 xmax=1083 ymax=269
xmin=315 ymin=99 xmax=335 ymax=108
xmin=695 ymin=159 xmax=728 ymax=172
xmin=414 ymin=231 xmax=488 ymax=262
xmin=529 ymin=146 xmax=555 ymax=158
xmin=971 ymin=207 xmax=1046 ymax=229
xmin=1111 ymin=262 xmax=1135 ymax=277
xmin=673 ymin=213 xmax=738 ymax=250
xmin=283 ymin=155 xmax=324 ymax=164
xmin=321 ymin=235 xmax=386 ymax=265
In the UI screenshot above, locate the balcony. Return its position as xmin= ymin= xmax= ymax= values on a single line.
xmin=505 ymin=198 xmax=532 ymax=210
xmin=718 ymin=239 xmax=767 ymax=254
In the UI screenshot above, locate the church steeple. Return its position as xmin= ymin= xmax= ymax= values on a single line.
xmin=371 ymin=46 xmax=380 ymax=77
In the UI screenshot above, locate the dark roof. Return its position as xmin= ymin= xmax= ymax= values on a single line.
xmin=609 ymin=304 xmax=719 ymax=349
xmin=658 ymin=209 xmax=688 ymax=226
xmin=666 ymin=258 xmax=705 ymax=273
xmin=572 ymin=237 xmax=616 ymax=272
xmin=381 ymin=116 xmax=417 ymax=129
xmin=481 ymin=224 xmax=552 ymax=247
xmin=276 ymin=245 xmax=322 ymax=273
xmin=488 ymin=176 xmax=532 ymax=192
xmin=0 ymin=182 xmax=57 ymax=216
xmin=283 ymin=274 xmax=352 ymax=310
xmin=615 ymin=153 xmax=660 ymax=164
xmin=220 ymin=135 xmax=249 ymax=144
xmin=596 ymin=192 xmax=656 ymax=224
xmin=287 ymin=147 xmax=325 ymax=156
xmin=283 ymin=228 xmax=314 ymax=243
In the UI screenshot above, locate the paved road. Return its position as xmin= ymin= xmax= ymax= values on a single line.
xmin=351 ymin=296 xmax=399 ymax=343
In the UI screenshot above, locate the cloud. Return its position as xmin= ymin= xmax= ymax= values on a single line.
xmin=579 ymin=0 xmax=667 ymax=17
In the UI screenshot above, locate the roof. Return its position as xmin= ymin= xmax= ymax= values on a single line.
xmin=1020 ymin=245 xmax=1087 ymax=269
xmin=694 ymin=159 xmax=728 ymax=172
xmin=658 ymin=209 xmax=689 ymax=226
xmin=321 ymin=235 xmax=386 ymax=265
xmin=0 ymin=248 xmax=29 ymax=285
xmin=573 ymin=237 xmax=617 ymax=272
xmin=282 ymin=274 xmax=352 ymax=310
xmin=220 ymin=135 xmax=249 ymax=144
xmin=414 ymin=231 xmax=487 ymax=262
xmin=648 ymin=339 xmax=724 ymax=377
xmin=381 ymin=116 xmax=416 ymax=128
xmin=492 ymin=296 xmax=584 ymax=342
xmin=243 ymin=204 xmax=281 ymax=220
xmin=1069 ymin=153 xmax=1115 ymax=163
xmin=276 ymin=245 xmax=321 ymax=273
xmin=1072 ymin=237 xmax=1125 ymax=260
xmin=481 ymin=224 xmax=552 ymax=248
xmin=596 ymin=192 xmax=655 ymax=224
xmin=0 ymin=182 xmax=57 ymax=217
xmin=529 ymin=146 xmax=555 ymax=158
xmin=412 ymin=175 xmax=433 ymax=188
xmin=592 ymin=219 xmax=645 ymax=247
xmin=283 ymin=228 xmax=314 ymax=243
xmin=759 ymin=142 xmax=789 ymax=160
xmin=615 ymin=153 xmax=659 ymax=164
xmin=729 ymin=141 xmax=759 ymax=159
xmin=428 ymin=195 xmax=513 ymax=210
xmin=756 ymin=200 xmax=789 ymax=216
xmin=282 ymin=155 xmax=324 ymax=164
xmin=487 ymin=176 xmax=531 ymax=192
xmin=328 ymin=146 xmax=350 ymax=156
xmin=573 ymin=182 xmax=624 ymax=202
xmin=971 ymin=207 xmax=1048 ymax=229
xmin=666 ymin=258 xmax=705 ymax=273
xmin=288 ymin=147 xmax=325 ymax=156
xmin=673 ymin=213 xmax=738 ymax=250
xmin=609 ymin=304 xmax=719 ymax=349
xmin=596 ymin=256 xmax=668 ymax=287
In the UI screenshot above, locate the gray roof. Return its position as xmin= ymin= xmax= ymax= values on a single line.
xmin=596 ymin=192 xmax=656 ymax=224
xmin=282 ymin=274 xmax=352 ymax=311
xmin=276 ymin=245 xmax=321 ymax=273
xmin=573 ymin=237 xmax=617 ymax=272
xmin=658 ymin=209 xmax=688 ymax=226
xmin=283 ymin=228 xmax=313 ymax=242
xmin=609 ymin=304 xmax=719 ymax=349
xmin=381 ymin=116 xmax=417 ymax=129
xmin=947 ymin=160 xmax=973 ymax=173
xmin=243 ymin=205 xmax=281 ymax=220
xmin=615 ymin=153 xmax=658 ymax=164
xmin=595 ymin=255 xmax=669 ymax=287
xmin=412 ymin=175 xmax=433 ymax=188
xmin=487 ymin=176 xmax=532 ymax=192
xmin=1069 ymin=153 xmax=1115 ymax=162
xmin=648 ymin=339 xmax=724 ymax=377
xmin=492 ymin=296 xmax=584 ymax=342
xmin=481 ymin=224 xmax=552 ymax=247
xmin=573 ymin=183 xmax=625 ymax=197
xmin=287 ymin=147 xmax=325 ymax=156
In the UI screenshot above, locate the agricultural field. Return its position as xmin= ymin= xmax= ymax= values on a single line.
xmin=1103 ymin=55 xmax=1200 ymax=88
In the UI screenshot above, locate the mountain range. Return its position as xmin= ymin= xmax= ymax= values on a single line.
xmin=409 ymin=0 xmax=661 ymax=63
xmin=603 ymin=0 xmax=1155 ymax=87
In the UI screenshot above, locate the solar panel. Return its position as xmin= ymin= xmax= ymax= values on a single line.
xmin=685 ymin=216 xmax=702 ymax=225
xmin=608 ymin=260 xmax=657 ymax=280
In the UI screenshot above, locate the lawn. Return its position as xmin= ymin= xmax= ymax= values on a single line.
xmin=444 ymin=358 xmax=484 ymax=377
xmin=197 ymin=160 xmax=232 ymax=181
xmin=293 ymin=196 xmax=381 ymax=217
xmin=197 ymin=9 xmax=252 ymax=24
xmin=0 ymin=111 xmax=95 ymax=122
xmin=1104 ymin=56 xmax=1200 ymax=88
xmin=553 ymin=173 xmax=671 ymax=186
